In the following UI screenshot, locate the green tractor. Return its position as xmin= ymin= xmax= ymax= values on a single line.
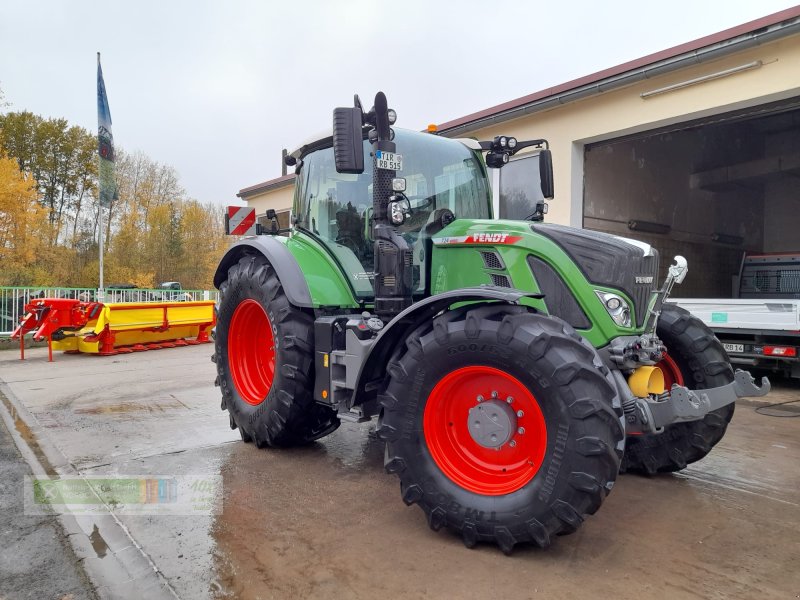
xmin=213 ymin=92 xmax=769 ymax=553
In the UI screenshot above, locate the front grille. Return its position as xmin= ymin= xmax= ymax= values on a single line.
xmin=480 ymin=251 xmax=504 ymax=270
xmin=490 ymin=273 xmax=512 ymax=288
xmin=631 ymin=254 xmax=658 ymax=327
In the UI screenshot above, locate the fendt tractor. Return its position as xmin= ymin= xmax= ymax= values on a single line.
xmin=212 ymin=92 xmax=769 ymax=553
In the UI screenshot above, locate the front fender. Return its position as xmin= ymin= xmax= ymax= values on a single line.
xmin=351 ymin=287 xmax=542 ymax=407
xmin=214 ymin=236 xmax=313 ymax=307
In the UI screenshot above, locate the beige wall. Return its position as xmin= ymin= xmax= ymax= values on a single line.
xmin=467 ymin=34 xmax=800 ymax=227
xmin=244 ymin=34 xmax=800 ymax=228
xmin=243 ymin=184 xmax=294 ymax=216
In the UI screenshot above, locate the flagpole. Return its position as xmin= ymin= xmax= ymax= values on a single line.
xmin=98 ymin=202 xmax=104 ymax=295
xmin=97 ymin=52 xmax=105 ymax=302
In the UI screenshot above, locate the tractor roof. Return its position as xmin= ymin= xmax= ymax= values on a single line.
xmin=287 ymin=127 xmax=482 ymax=162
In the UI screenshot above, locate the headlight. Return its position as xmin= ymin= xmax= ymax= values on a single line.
xmin=596 ymin=291 xmax=632 ymax=327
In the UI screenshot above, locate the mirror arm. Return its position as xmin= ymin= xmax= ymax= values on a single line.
xmin=477 ymin=138 xmax=549 ymax=158
xmin=508 ymin=139 xmax=548 ymax=155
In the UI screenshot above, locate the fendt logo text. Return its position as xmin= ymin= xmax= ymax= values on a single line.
xmin=470 ymin=233 xmax=511 ymax=243
xmin=432 ymin=232 xmax=523 ymax=245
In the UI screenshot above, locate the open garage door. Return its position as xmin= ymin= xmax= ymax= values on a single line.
xmin=583 ymin=97 xmax=800 ymax=299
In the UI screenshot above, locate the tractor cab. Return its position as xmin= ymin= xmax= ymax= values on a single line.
xmin=290 ymin=129 xmax=494 ymax=298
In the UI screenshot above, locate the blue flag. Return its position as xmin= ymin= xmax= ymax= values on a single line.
xmin=97 ymin=53 xmax=117 ymax=207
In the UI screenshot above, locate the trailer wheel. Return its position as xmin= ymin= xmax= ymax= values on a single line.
xmin=621 ymin=304 xmax=734 ymax=474
xmin=378 ymin=305 xmax=624 ymax=553
xmin=214 ymin=254 xmax=339 ymax=447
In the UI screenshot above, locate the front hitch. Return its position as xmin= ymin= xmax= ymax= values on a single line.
xmin=623 ymin=369 xmax=770 ymax=434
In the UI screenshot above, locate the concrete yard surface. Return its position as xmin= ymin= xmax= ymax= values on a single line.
xmin=1 ymin=345 xmax=799 ymax=599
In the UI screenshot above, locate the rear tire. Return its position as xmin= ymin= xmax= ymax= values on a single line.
xmin=621 ymin=304 xmax=734 ymax=474
xmin=378 ymin=305 xmax=624 ymax=553
xmin=214 ymin=254 xmax=339 ymax=447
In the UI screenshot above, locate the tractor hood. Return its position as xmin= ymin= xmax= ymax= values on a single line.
xmin=430 ymin=219 xmax=660 ymax=338
xmin=531 ymin=223 xmax=660 ymax=328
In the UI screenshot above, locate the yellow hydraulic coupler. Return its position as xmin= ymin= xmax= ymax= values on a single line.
xmin=628 ymin=365 xmax=666 ymax=398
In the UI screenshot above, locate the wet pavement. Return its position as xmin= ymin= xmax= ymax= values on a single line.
xmin=0 ymin=412 xmax=97 ymax=600
xmin=1 ymin=345 xmax=799 ymax=599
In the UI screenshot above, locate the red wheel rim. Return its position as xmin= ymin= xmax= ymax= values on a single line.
xmin=658 ymin=353 xmax=685 ymax=388
xmin=423 ymin=366 xmax=547 ymax=496
xmin=228 ymin=299 xmax=275 ymax=406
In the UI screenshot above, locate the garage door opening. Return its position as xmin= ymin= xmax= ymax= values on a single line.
xmin=583 ymin=97 xmax=800 ymax=299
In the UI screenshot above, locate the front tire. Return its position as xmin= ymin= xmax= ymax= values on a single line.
xmin=378 ymin=305 xmax=624 ymax=553
xmin=621 ymin=304 xmax=735 ymax=474
xmin=214 ymin=254 xmax=339 ymax=447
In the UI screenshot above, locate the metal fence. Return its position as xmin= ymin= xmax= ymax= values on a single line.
xmin=0 ymin=287 xmax=219 ymax=337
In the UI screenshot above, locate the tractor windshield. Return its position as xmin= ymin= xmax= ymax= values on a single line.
xmin=294 ymin=129 xmax=492 ymax=298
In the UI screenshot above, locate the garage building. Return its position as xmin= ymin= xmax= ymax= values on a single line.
xmin=238 ymin=6 xmax=800 ymax=300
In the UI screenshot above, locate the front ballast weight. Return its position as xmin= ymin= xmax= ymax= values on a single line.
xmin=619 ymin=368 xmax=770 ymax=435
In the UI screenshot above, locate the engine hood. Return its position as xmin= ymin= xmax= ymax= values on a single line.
xmin=532 ymin=223 xmax=660 ymax=328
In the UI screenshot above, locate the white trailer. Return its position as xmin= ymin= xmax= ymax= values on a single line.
xmin=671 ymin=253 xmax=800 ymax=378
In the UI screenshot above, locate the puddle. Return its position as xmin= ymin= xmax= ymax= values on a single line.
xmin=0 ymin=388 xmax=58 ymax=476
xmin=90 ymin=524 xmax=109 ymax=558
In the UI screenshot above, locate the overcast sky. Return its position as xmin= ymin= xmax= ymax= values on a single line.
xmin=1 ymin=1 xmax=797 ymax=206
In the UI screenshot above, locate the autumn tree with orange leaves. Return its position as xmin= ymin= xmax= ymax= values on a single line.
xmin=0 ymin=99 xmax=228 ymax=289
xmin=0 ymin=154 xmax=48 ymax=284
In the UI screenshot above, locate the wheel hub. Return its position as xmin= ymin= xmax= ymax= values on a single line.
xmin=423 ymin=366 xmax=547 ymax=496
xmin=467 ymin=399 xmax=517 ymax=449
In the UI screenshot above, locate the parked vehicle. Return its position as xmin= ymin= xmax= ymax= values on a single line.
xmin=672 ymin=253 xmax=800 ymax=379
xmin=212 ymin=92 xmax=769 ymax=553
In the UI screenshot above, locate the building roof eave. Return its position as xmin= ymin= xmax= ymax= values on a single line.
xmin=437 ymin=6 xmax=800 ymax=136
xmin=237 ymin=173 xmax=296 ymax=199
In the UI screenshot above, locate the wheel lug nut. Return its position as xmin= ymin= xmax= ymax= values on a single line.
xmin=516 ymin=410 xmax=524 ymax=417
xmin=491 ymin=390 xmax=498 ymax=399
xmin=509 ymin=440 xmax=517 ymax=448
xmin=517 ymin=427 xmax=525 ymax=435
xmin=506 ymin=396 xmax=513 ymax=404
xmin=477 ymin=395 xmax=484 ymax=402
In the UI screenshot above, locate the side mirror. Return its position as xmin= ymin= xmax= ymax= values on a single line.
xmin=539 ymin=149 xmax=554 ymax=199
xmin=333 ymin=107 xmax=364 ymax=174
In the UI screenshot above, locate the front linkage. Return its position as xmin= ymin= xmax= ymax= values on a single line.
xmin=607 ymin=256 xmax=770 ymax=434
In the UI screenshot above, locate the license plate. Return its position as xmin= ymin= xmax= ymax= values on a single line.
xmin=723 ymin=343 xmax=744 ymax=353
xmin=376 ymin=151 xmax=402 ymax=171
